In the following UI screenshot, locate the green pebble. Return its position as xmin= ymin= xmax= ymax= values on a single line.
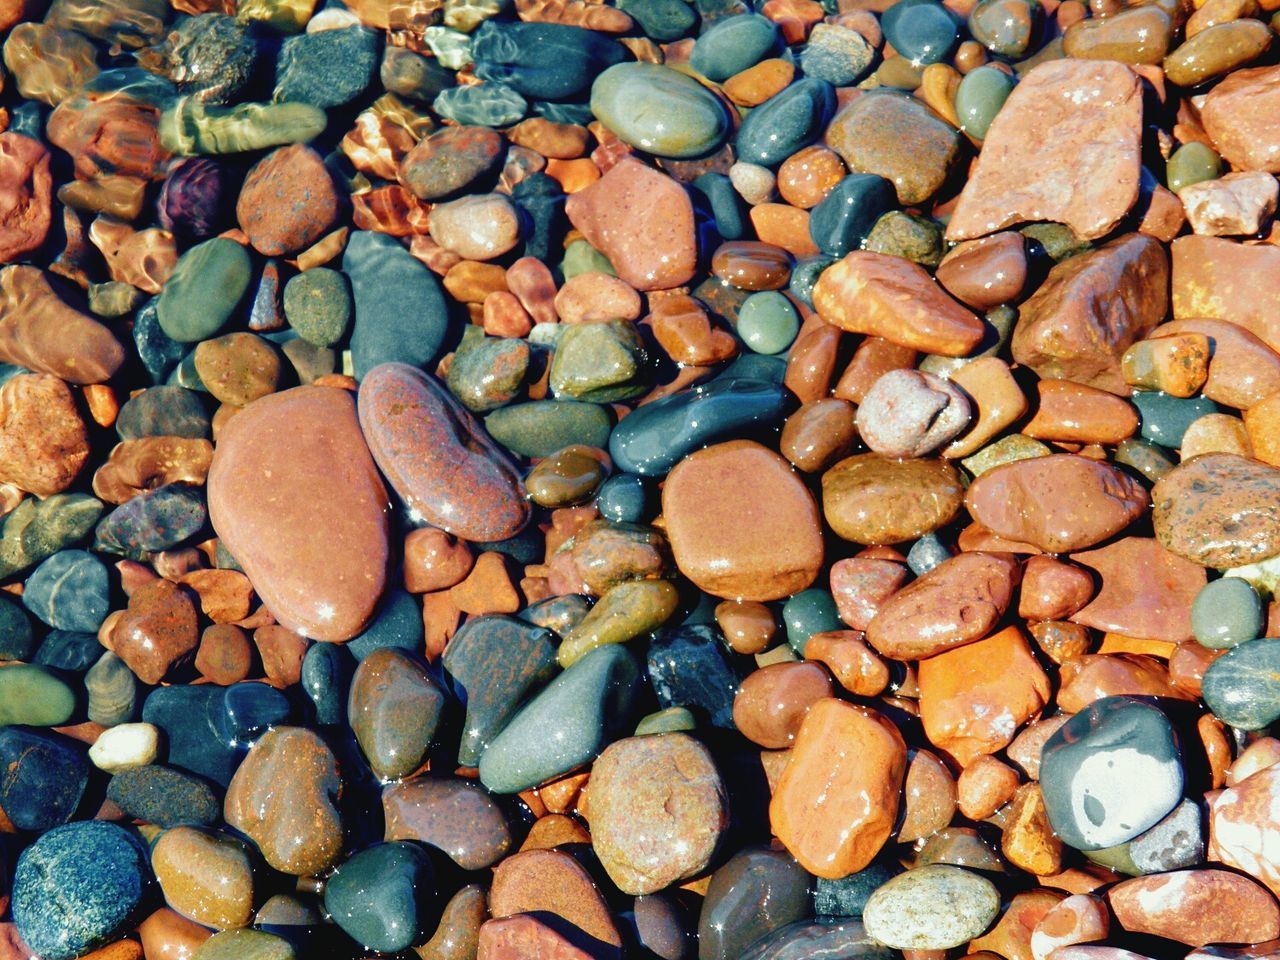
xmin=157 ymin=238 xmax=251 ymax=343
xmin=782 ymin=589 xmax=843 ymax=656
xmin=1202 ymin=637 xmax=1280 ymax=730
xmin=961 ymin=434 xmax=1050 ymax=477
xmin=1021 ymin=222 xmax=1091 ymax=262
xmin=1131 ymin=391 xmax=1219 ymax=448
xmin=0 ymin=663 xmax=75 ymax=725
xmin=283 ymin=268 xmax=352 ymax=347
xmin=1167 ymin=141 xmax=1222 ymax=196
xmin=549 ymin=320 xmax=649 ymax=402
xmin=160 ymin=97 xmax=327 ymax=157
xmin=954 ymin=66 xmax=1014 ymax=141
xmin=194 ymin=929 xmax=296 ymax=960
xmin=737 ymin=291 xmax=800 ymax=355
xmin=1114 ymin=437 xmax=1176 ymax=484
xmin=324 ymin=842 xmax=433 ymax=954
xmin=636 ymin=706 xmax=697 ymax=736
xmin=688 ymin=13 xmax=780 ymax=83
xmin=617 ymin=0 xmax=697 ymax=41
xmin=864 ymin=211 xmax=945 ymax=267
xmin=446 ymin=337 xmax=530 ymax=413
xmin=561 ymin=239 xmax=616 ymax=280
xmin=591 ymin=62 xmax=731 ymax=159
xmin=484 ymin=400 xmax=613 ymax=458
xmin=1192 ymin=577 xmax=1263 ymax=650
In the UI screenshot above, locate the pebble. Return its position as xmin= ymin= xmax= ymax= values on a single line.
xmin=1108 ymin=870 xmax=1279 ymax=947
xmin=697 ymin=847 xmax=812 ymax=960
xmin=208 ymin=386 xmax=389 ymax=642
xmin=856 ymin=369 xmax=972 ymax=458
xmin=822 ymin=453 xmax=965 ymax=545
xmin=0 ymin=662 xmax=75 ymax=726
xmin=0 ymin=266 xmax=126 ymax=384
xmin=324 ymin=842 xmax=433 ymax=954
xmin=88 ymin=723 xmax=158 ymax=773
xmin=862 ymin=865 xmax=1000 ymax=950
xmin=690 ymin=13 xmax=780 ymax=82
xmin=23 ymin=549 xmax=109 ymax=632
xmin=152 ymin=827 xmax=254 ymax=930
xmin=383 ymin=776 xmax=513 ymax=870
xmin=349 ymin=648 xmax=444 ymax=781
xmin=737 ymin=77 xmax=836 ymax=168
xmin=646 ymin=624 xmax=740 ymax=729
xmin=1153 ymin=453 xmax=1280 ymax=569
xmin=1192 ymin=577 xmax=1263 ymax=648
xmin=589 ymin=733 xmax=728 ymax=894
xmin=489 ymin=848 xmax=621 ymax=947
xmin=156 ymin=238 xmax=251 ymax=344
xmin=1198 ymin=64 xmax=1280 ymax=173
xmin=1181 ymin=170 xmax=1279 ymax=237
xmin=1202 ymin=638 xmax=1280 ymax=730
xmin=591 ymin=63 xmax=730 ymax=159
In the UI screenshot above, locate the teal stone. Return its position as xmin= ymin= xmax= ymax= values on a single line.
xmin=283 ymin=268 xmax=351 ymax=347
xmin=690 ymin=13 xmax=781 ymax=82
xmin=533 ymin=100 xmax=594 ymax=125
xmin=789 ymin=255 xmax=838 ymax=307
xmin=954 ymin=66 xmax=1014 ymax=140
xmin=591 ymin=62 xmax=732 ymax=160
xmin=156 ymin=238 xmax=250 ymax=342
xmin=433 ymin=82 xmax=528 ymax=127
xmin=597 ymin=473 xmax=658 ymax=524
xmin=561 ymin=238 xmax=616 ymax=279
xmin=23 ymin=550 xmax=109 ymax=633
xmin=737 ymin=291 xmax=800 ymax=355
xmin=1114 ymin=437 xmax=1176 ymax=484
xmin=635 ymin=706 xmax=697 ymax=735
xmin=446 ymin=337 xmax=529 ymax=413
xmin=106 ymin=765 xmax=220 ymax=828
xmin=736 ymin=77 xmax=836 ymax=167
xmin=484 ymin=400 xmax=612 ymax=458
xmin=217 ymin=682 xmax=291 ymax=747
xmin=1203 ymin=638 xmax=1280 ymax=730
xmin=808 ymin=173 xmax=896 ymax=257
xmin=0 ymin=494 xmax=104 ymax=580
xmin=715 ymin=353 xmax=787 ymax=384
xmin=782 ymin=589 xmax=843 ymax=655
xmin=301 ymin=641 xmax=355 ymax=726
xmin=618 ymin=0 xmax=698 ymax=40
xmin=443 ymin=614 xmax=558 ymax=767
xmin=325 ymin=843 xmax=434 ymax=955
xmin=347 ymin=588 xmax=423 ymax=663
xmin=610 ymin=377 xmax=793 ymax=475
xmin=478 ymin=644 xmax=640 ymax=794
xmin=159 ymin=97 xmax=328 ymax=156
xmin=472 ymin=20 xmax=627 ymax=100
xmin=1193 ymin=577 xmax=1264 ymax=649
xmin=693 ymin=172 xmax=748 ymax=240
xmin=345 ymin=231 xmax=453 ymax=379
xmin=0 ymin=593 xmax=33 ymax=660
xmin=1167 ymin=141 xmax=1222 ymax=195
xmin=882 ymin=2 xmax=959 ymax=65
xmin=274 ymin=26 xmax=377 ymax=109
xmin=1040 ymin=696 xmax=1182 ymax=850
xmin=799 ymin=23 xmax=875 ymax=86
xmin=0 ymin=663 xmax=76 ymax=726
xmin=116 ymin=385 xmax=209 ymax=440
xmin=1131 ymin=391 xmax=1219 ymax=448
xmin=968 ymin=0 xmax=1042 ymax=57
xmin=13 ymin=822 xmax=150 ymax=960
xmin=865 ymin=211 xmax=945 ymax=267
xmin=93 ymin=483 xmax=207 ymax=558
xmin=133 ymin=296 xmax=187 ymax=384
xmin=549 ymin=319 xmax=650 ymax=402
xmin=142 ymin=685 xmax=239 ymax=787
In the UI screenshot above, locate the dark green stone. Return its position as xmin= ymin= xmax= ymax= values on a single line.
xmin=443 ymin=614 xmax=558 ymax=767
xmin=968 ymin=0 xmax=1042 ymax=57
xmin=809 ymin=174 xmax=897 ymax=258
xmin=106 ymin=765 xmax=220 ymax=828
xmin=301 ymin=641 xmax=355 ymax=727
xmin=1132 ymin=391 xmax=1219 ymax=448
xmin=0 ymin=663 xmax=76 ymax=726
xmin=0 ymin=494 xmax=104 ymax=580
xmin=94 ymin=483 xmax=207 ymax=558
xmin=511 ymin=172 xmax=568 ymax=263
xmin=1192 ymin=577 xmax=1264 ymax=649
xmin=596 ymin=473 xmax=658 ymax=524
xmin=549 ymin=319 xmax=650 ymax=402
xmin=693 ymin=172 xmax=748 ymax=241
xmin=0 ymin=592 xmax=34 ymax=660
xmin=864 ymin=211 xmax=945 ymax=267
xmin=1021 ymin=222 xmax=1091 ymax=261
xmin=324 ymin=842 xmax=435 ymax=954
xmin=609 ymin=377 xmax=794 ymax=476
xmin=789 ymin=255 xmax=838 ymax=307
xmin=1203 ymin=637 xmax=1280 ymax=730
xmin=698 ymin=847 xmax=812 ymax=960
xmin=618 ymin=0 xmax=698 ymax=40
xmin=647 ymin=624 xmax=741 ymax=729
xmin=689 ymin=13 xmax=781 ymax=82
xmin=783 ymin=589 xmax=843 ymax=655
xmin=736 ymin=77 xmax=836 ymax=167
xmin=954 ymin=65 xmax=1014 ymax=140
xmin=116 ymin=385 xmax=210 ymax=440
xmin=0 ymin=727 xmax=90 ymax=832
xmin=473 ymin=20 xmax=627 ymax=101
xmin=283 ymin=268 xmax=351 ymax=347
xmin=1114 ymin=437 xmax=1176 ymax=484
xmin=882 ymin=2 xmax=958 ymax=65
xmin=274 ymin=26 xmax=378 ymax=109
xmin=157 ymin=238 xmax=251 ymax=343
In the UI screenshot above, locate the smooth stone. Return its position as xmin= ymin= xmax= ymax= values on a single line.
xmin=862 ymin=865 xmax=999 ymax=950
xmin=1131 ymin=391 xmax=1218 ymax=448
xmin=0 ymin=265 xmax=125 ymax=385
xmin=737 ymin=291 xmax=799 ymax=355
xmin=1167 ymin=142 xmax=1223 ymax=195
xmin=383 ymin=776 xmax=513 ymax=870
xmin=152 ymin=827 xmax=254 ymax=931
xmin=954 ymin=65 xmax=1014 ymax=140
xmin=561 ymin=238 xmax=616 ymax=279
xmin=344 ymin=231 xmax=452 ymax=379
xmin=160 ymin=96 xmax=327 ymax=156
xmin=1069 ymin=537 xmax=1205 ymax=644
xmin=1202 ymin=638 xmax=1280 ymax=730
xmin=697 ymin=847 xmax=811 ymax=960
xmin=142 ymin=686 xmax=239 ymax=787
xmin=324 ymin=842 xmax=434 ymax=954
xmin=693 ymin=172 xmax=747 ymax=241
xmin=596 ymin=473 xmax=657 ymax=524
xmin=94 ymin=483 xmax=207 ymax=558
xmin=399 ymin=126 xmax=504 ymax=202
xmin=34 ymin=629 xmax=100 ymax=672
xmin=799 ymin=24 xmax=874 ymax=87
xmin=1152 ymin=454 xmax=1280 ymax=569
xmin=224 ymin=726 xmax=344 ymax=876
xmin=108 ymin=578 xmax=201 ymax=685
xmin=742 ymin=919 xmax=893 ymax=960
xmin=590 ymin=733 xmax=728 ymax=895
xmin=479 ymin=645 xmax=640 ymax=794
xmin=488 ymin=848 xmax=621 ymax=947
xmin=736 ymin=77 xmax=836 ymax=168
xmin=808 ymin=174 xmax=896 ymax=259
xmin=1128 ymin=798 xmax=1204 ymax=874
xmin=1192 ymin=577 xmax=1263 ymax=649
xmin=0 ymin=727 xmax=88 ymax=832
xmin=883 ymin=2 xmax=958 ymax=65
xmin=864 ymin=211 xmax=944 ymax=267
xmin=236 ymin=144 xmax=340 ymax=257
xmin=472 ymin=19 xmax=627 ymax=101
xmin=815 ymin=862 xmax=900 ymax=919
xmin=617 ymin=0 xmax=696 ymax=40
xmin=636 ymin=706 xmax=696 ymax=736
xmin=1062 ymin=5 xmax=1173 ymax=64
xmin=1164 ymin=19 xmax=1272 ymax=88
xmin=1198 ymin=63 xmax=1280 ymax=173
xmin=214 ymin=682 xmax=290 ymax=747
xmin=89 ymin=722 xmax=159 ymax=773
xmin=647 ymin=624 xmax=741 ymax=730
xmin=0 ymin=663 xmax=75 ymax=726
xmin=349 ymin=648 xmax=444 ymax=781
xmin=485 ymin=400 xmax=611 ymax=459
xmin=609 ymin=378 xmax=792 ymax=476
xmin=116 ymin=386 xmax=210 ymax=440
xmin=446 ymin=337 xmax=529 ymax=413
xmin=274 ymin=25 xmax=377 ymax=108
xmin=782 ymin=589 xmax=843 ymax=655
xmin=156 ymin=239 xmax=251 ymax=343
xmin=358 ymin=362 xmax=530 ymax=541
xmin=549 ymin=320 xmax=649 ymax=402
xmin=968 ymin=0 xmax=1041 ymax=55
xmin=346 ymin=587 xmax=423 ymax=662
xmin=822 ymin=454 xmax=965 ymax=545
xmin=1109 ymin=869 xmax=1279 ymax=947
xmin=301 ymin=641 xmax=355 ymax=726
xmin=193 ymin=929 xmax=295 ymax=960
xmin=557 ymin=579 xmax=680 ymax=667
xmin=12 ymin=822 xmax=149 ymax=960
xmin=107 ymin=765 xmax=219 ymax=828
xmin=1040 ymin=696 xmax=1183 ymax=850
xmin=591 ymin=63 xmax=731 ymax=159
xmin=0 ymin=493 xmax=103 ymax=581
xmin=690 ymin=13 xmax=781 ymax=82
xmin=419 ymin=884 xmax=487 ymax=960
xmin=23 ymin=549 xmax=108 ymax=632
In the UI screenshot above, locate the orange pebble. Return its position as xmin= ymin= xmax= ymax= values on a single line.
xmin=777 ymin=145 xmax=847 ymax=209
xmin=546 ymin=158 xmax=601 ymax=194
xmin=804 ymin=630 xmax=890 ymax=696
xmin=723 ymin=58 xmax=796 ymax=106
xmin=449 ymin=551 xmax=521 ymax=616
xmin=749 ymin=203 xmax=821 ymax=257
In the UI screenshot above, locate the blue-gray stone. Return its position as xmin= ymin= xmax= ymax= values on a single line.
xmin=647 ymin=624 xmax=741 ymax=729
xmin=345 ymin=231 xmax=453 ymax=380
xmin=13 ymin=822 xmax=151 ymax=960
xmin=907 ymin=533 xmax=952 ymax=575
xmin=472 ymin=20 xmax=627 ymax=101
xmin=142 ymin=685 xmax=240 ymax=787
xmin=609 ymin=378 xmax=795 ymax=476
xmin=618 ymin=0 xmax=698 ymax=40
xmin=511 ymin=172 xmax=567 ymax=264
xmin=1040 ymin=696 xmax=1183 ymax=850
xmin=591 ymin=62 xmax=732 ymax=160
xmin=808 ymin=173 xmax=896 ymax=257
xmin=93 ymin=482 xmax=207 ymax=558
xmin=325 ymin=842 xmax=435 ymax=954
xmin=789 ymin=255 xmax=839 ymax=307
xmin=596 ymin=473 xmax=658 ymax=524
xmin=693 ymin=172 xmax=748 ymax=240
xmin=533 ymin=100 xmax=595 ymax=126
xmin=433 ymin=82 xmax=527 ymax=127
xmin=35 ymin=630 xmax=101 ymax=672
xmin=215 ymin=681 xmax=292 ymax=747
xmin=347 ymin=587 xmax=423 ymax=662
xmin=274 ymin=26 xmax=379 ymax=108
xmin=23 ymin=549 xmax=109 ymax=632
xmin=736 ymin=77 xmax=836 ymax=167
xmin=715 ymin=353 xmax=789 ymax=385
xmin=0 ymin=727 xmax=89 ymax=832
xmin=689 ymin=13 xmax=781 ymax=82
xmin=116 ymin=385 xmax=210 ymax=440
xmin=1192 ymin=577 xmax=1263 ymax=649
xmin=798 ymin=24 xmax=874 ymax=86
xmin=133 ymin=296 xmax=187 ymax=384
xmin=882 ymin=2 xmax=958 ymax=65
xmin=1128 ymin=799 xmax=1204 ymax=874
xmin=302 ymin=641 xmax=356 ymax=727
xmin=783 ymin=589 xmax=842 ymax=655
xmin=478 ymin=644 xmax=640 ymax=793
xmin=0 ymin=592 xmax=33 ymax=660
xmin=1132 ymin=391 xmax=1219 ymax=448
xmin=1203 ymin=637 xmax=1280 ymax=731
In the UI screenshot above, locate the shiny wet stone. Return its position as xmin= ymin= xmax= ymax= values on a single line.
xmin=106 ymin=764 xmax=220 ymax=828
xmin=1203 ymin=637 xmax=1280 ymax=730
xmin=324 ymin=842 xmax=435 ymax=955
xmin=646 ymin=624 xmax=741 ymax=729
xmin=1192 ymin=577 xmax=1263 ymax=649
